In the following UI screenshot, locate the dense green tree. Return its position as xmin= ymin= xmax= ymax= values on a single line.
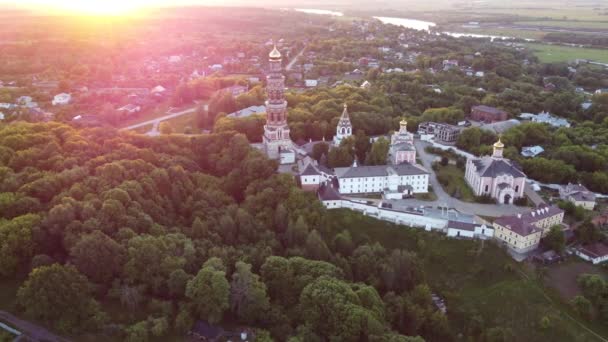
xmin=70 ymin=230 xmax=127 ymax=284
xmin=17 ymin=264 xmax=105 ymax=333
xmin=230 ymin=261 xmax=270 ymax=324
xmin=185 ymin=263 xmax=229 ymax=324
xmin=543 ymin=226 xmax=565 ymax=254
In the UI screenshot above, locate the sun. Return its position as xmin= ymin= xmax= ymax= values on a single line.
xmin=50 ymin=0 xmax=145 ymax=16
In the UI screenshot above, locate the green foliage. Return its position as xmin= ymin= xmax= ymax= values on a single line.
xmin=229 ymin=261 xmax=270 ymax=324
xmin=185 ymin=264 xmax=229 ymax=324
xmin=17 ymin=264 xmax=105 ymax=333
xmin=543 ymin=226 xmax=566 ymax=254
xmin=365 ymin=137 xmax=390 ymax=165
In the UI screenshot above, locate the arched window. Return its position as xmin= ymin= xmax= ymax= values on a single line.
xmin=515 ymin=185 xmax=519 ymax=192
xmin=484 ymin=185 xmax=489 ymax=192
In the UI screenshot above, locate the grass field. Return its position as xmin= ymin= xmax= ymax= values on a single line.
xmin=525 ymin=43 xmax=608 ymax=63
xmin=159 ymin=112 xmax=199 ymax=134
xmin=324 ymin=210 xmax=608 ymax=341
xmin=516 ymin=20 xmax=608 ymax=30
xmin=435 ymin=164 xmax=476 ymax=202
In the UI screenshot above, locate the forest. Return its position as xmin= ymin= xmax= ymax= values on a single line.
xmin=2 ymin=122 xmax=604 ymax=341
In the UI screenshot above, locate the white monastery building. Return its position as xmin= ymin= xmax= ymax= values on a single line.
xmin=334 ymin=163 xmax=429 ymax=195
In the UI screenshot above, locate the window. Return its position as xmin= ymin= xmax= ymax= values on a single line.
xmin=515 ymin=185 xmax=519 ymax=192
xmin=484 ymin=185 xmax=489 ymax=192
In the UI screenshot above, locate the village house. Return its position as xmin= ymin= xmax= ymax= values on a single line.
xmin=494 ymin=205 xmax=565 ymax=253
xmin=520 ymin=111 xmax=570 ymax=128
xmin=470 ymin=105 xmax=509 ymax=123
xmin=52 ymin=93 xmax=71 ymax=106
xmin=118 ymin=104 xmax=141 ymax=115
xmin=521 ymin=145 xmax=544 ymax=158
xmin=218 ymin=85 xmax=248 ymax=98
xmin=559 ymin=183 xmax=596 ymax=210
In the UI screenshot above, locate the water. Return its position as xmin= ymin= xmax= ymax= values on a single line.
xmin=294 ymin=8 xmax=343 ymax=16
xmin=296 ymin=9 xmax=527 ymax=41
xmin=373 ymin=16 xmax=526 ymax=41
xmin=373 ymin=16 xmax=436 ymax=31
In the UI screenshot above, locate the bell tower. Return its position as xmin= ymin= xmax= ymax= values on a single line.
xmin=263 ymin=45 xmax=293 ymax=159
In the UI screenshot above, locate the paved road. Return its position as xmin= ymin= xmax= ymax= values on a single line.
xmin=119 ymin=105 xmax=200 ymax=135
xmin=407 ymin=140 xmax=532 ymax=217
xmin=286 ymin=46 xmax=306 ymax=71
xmin=0 ymin=311 xmax=70 ymax=342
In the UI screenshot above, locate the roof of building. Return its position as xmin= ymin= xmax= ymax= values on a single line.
xmin=494 ymin=216 xmax=540 ymax=236
xmin=318 ymin=184 xmax=342 ymax=201
xmin=472 ymin=105 xmax=507 ymax=115
xmin=227 ymin=105 xmax=266 ymax=118
xmin=337 ymin=104 xmax=351 ymax=128
xmin=481 ymin=119 xmax=521 ymax=134
xmin=472 ymin=157 xmax=526 ymax=178
xmin=495 ymin=205 xmax=563 ymax=236
xmin=447 ymin=220 xmax=478 ymax=232
xmin=521 ymin=145 xmax=545 ymax=157
xmin=300 ymin=163 xmax=321 ymax=176
xmin=392 ymin=142 xmax=415 ymax=151
xmin=579 ymin=243 xmax=608 ymax=259
xmin=334 ymin=163 xmax=428 ymax=179
xmin=269 ymin=45 xmax=282 ymax=59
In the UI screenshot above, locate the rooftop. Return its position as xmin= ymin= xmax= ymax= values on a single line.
xmin=334 ymin=163 xmax=428 ymax=179
xmin=579 ymin=243 xmax=608 ymax=259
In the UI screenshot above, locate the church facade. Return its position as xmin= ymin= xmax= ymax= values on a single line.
xmin=263 ymin=46 xmax=295 ymax=163
xmin=389 ymin=119 xmax=416 ymax=165
xmin=464 ymin=139 xmax=526 ymax=204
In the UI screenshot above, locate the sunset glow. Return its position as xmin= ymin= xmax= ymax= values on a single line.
xmin=14 ymin=0 xmax=157 ymax=16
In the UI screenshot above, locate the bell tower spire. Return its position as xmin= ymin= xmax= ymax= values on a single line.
xmin=263 ymin=43 xmax=293 ymax=160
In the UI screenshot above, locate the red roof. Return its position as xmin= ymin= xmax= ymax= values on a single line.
xmin=579 ymin=243 xmax=608 ymax=259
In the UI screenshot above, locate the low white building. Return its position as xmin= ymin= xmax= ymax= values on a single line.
xmin=52 ymin=93 xmax=71 ymax=106
xmin=521 ymin=145 xmax=544 ymax=158
xmin=576 ymin=243 xmax=608 ymax=264
xmin=446 ymin=220 xmax=494 ymax=239
xmin=305 ymin=79 xmax=318 ymax=88
xmin=520 ymin=111 xmax=570 ymax=128
xmin=334 ymin=163 xmax=429 ymax=195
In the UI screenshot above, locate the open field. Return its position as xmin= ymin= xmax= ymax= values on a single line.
xmin=516 ymin=20 xmax=608 ymax=30
xmin=324 ymin=210 xmax=608 ymax=341
xmin=159 ymin=112 xmax=198 ymax=134
xmin=525 ymin=43 xmax=608 ymax=63
xmin=468 ymin=8 xmax=607 ymax=22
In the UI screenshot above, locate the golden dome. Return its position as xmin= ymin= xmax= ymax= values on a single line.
xmin=494 ymin=138 xmax=504 ymax=149
xmin=400 ymin=118 xmax=407 ymax=126
xmin=269 ymin=45 xmax=281 ymax=59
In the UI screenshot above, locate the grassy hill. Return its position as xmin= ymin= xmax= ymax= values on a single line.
xmin=324 ymin=209 xmax=607 ymax=341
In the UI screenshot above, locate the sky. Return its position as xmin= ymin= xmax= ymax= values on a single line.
xmin=0 ymin=0 xmax=229 ymax=15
